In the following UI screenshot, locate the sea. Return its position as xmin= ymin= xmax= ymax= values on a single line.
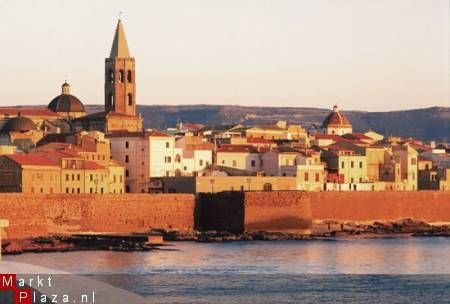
xmin=5 ymin=237 xmax=450 ymax=303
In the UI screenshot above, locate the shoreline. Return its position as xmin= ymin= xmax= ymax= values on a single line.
xmin=3 ymin=221 xmax=450 ymax=256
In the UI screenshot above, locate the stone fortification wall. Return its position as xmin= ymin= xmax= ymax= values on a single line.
xmin=196 ymin=191 xmax=312 ymax=233
xmin=310 ymin=191 xmax=450 ymax=222
xmin=0 ymin=194 xmax=195 ymax=239
xmin=2 ymin=191 xmax=450 ymax=240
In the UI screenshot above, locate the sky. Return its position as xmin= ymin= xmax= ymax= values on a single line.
xmin=0 ymin=0 xmax=448 ymax=111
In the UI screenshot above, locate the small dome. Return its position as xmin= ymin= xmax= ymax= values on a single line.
xmin=48 ymin=82 xmax=86 ymax=113
xmin=1 ymin=114 xmax=37 ymax=133
xmin=321 ymin=105 xmax=351 ymax=128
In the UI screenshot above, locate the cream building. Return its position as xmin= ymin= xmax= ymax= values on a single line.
xmin=216 ymin=144 xmax=261 ymax=174
xmin=392 ymin=144 xmax=418 ymax=190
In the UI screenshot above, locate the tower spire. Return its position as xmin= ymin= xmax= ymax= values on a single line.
xmin=109 ymin=18 xmax=130 ymax=58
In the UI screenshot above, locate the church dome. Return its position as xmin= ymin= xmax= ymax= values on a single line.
xmin=321 ymin=105 xmax=351 ymax=128
xmin=1 ymin=113 xmax=37 ymax=133
xmin=48 ymin=82 xmax=86 ymax=113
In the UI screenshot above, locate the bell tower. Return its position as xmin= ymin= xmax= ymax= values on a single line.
xmin=105 ymin=19 xmax=136 ymax=116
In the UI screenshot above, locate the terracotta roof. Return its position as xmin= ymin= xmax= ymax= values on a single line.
xmin=247 ymin=137 xmax=275 ymax=144
xmin=1 ymin=115 xmax=37 ymax=133
xmin=149 ymin=130 xmax=171 ymax=137
xmin=0 ymin=107 xmax=59 ymax=117
xmin=217 ymin=144 xmax=259 ymax=153
xmin=313 ymin=133 xmax=345 ymax=141
xmin=84 ymin=161 xmax=106 ymax=170
xmin=6 ymin=153 xmax=59 ymax=167
xmin=48 ymin=94 xmax=85 ymax=113
xmin=343 ymin=133 xmax=372 ymax=141
xmin=321 ymin=105 xmax=352 ymax=128
xmin=35 ymin=142 xmax=92 ymax=153
xmin=181 ymin=123 xmax=204 ymax=131
xmin=106 ymin=129 xmax=171 ymax=138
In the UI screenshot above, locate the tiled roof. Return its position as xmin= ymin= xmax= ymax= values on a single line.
xmin=343 ymin=133 xmax=372 ymax=141
xmin=84 ymin=161 xmax=106 ymax=170
xmin=313 ymin=133 xmax=345 ymax=141
xmin=181 ymin=123 xmax=204 ymax=131
xmin=217 ymin=144 xmax=259 ymax=153
xmin=0 ymin=107 xmax=59 ymax=117
xmin=247 ymin=137 xmax=275 ymax=144
xmin=6 ymin=153 xmax=59 ymax=167
xmin=149 ymin=130 xmax=171 ymax=137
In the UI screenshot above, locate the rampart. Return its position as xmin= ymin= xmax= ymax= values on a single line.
xmin=310 ymin=191 xmax=450 ymax=223
xmin=0 ymin=194 xmax=195 ymax=239
xmin=1 ymin=191 xmax=450 ymax=240
xmin=196 ymin=191 xmax=311 ymax=233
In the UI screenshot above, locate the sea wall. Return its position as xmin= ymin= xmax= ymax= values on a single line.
xmin=1 ymin=191 xmax=450 ymax=240
xmin=196 ymin=191 xmax=312 ymax=233
xmin=310 ymin=191 xmax=450 ymax=223
xmin=0 ymin=194 xmax=195 ymax=239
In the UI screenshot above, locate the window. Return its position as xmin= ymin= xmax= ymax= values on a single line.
xmin=77 ymin=174 xmax=80 ymax=181
xmin=125 ymin=141 xmax=129 ymax=148
xmin=125 ymin=170 xmax=129 ymax=177
xmin=315 ymin=172 xmax=320 ymax=182
xmin=49 ymin=187 xmax=53 ymax=194
xmin=72 ymin=174 xmax=75 ymax=181
xmin=263 ymin=183 xmax=273 ymax=191
xmin=127 ymin=70 xmax=132 ymax=83
xmin=359 ymin=177 xmax=362 ymax=183
xmin=222 ymin=160 xmax=225 ymax=164
xmin=232 ymin=160 xmax=237 ymax=167
xmin=251 ymin=160 xmax=256 ymax=167
xmin=411 ymin=158 xmax=417 ymax=165
xmin=341 ymin=161 xmax=345 ymax=169
xmin=109 ymin=69 xmax=114 ymax=83
xmin=90 ymin=188 xmax=93 ymax=193
xmin=120 ymin=175 xmax=123 ymax=182
xmin=200 ymin=159 xmax=204 ymax=166
xmin=100 ymin=188 xmax=104 ymax=194
xmin=31 ymin=187 xmax=35 ymax=193
xmin=127 ymin=94 xmax=133 ymax=106
xmin=351 ymin=178 xmax=354 ymax=183
xmin=359 ymin=161 xmax=363 ymax=168
xmin=77 ymin=188 xmax=80 ymax=194
xmin=65 ymin=174 xmax=69 ymax=181
xmin=66 ymin=188 xmax=69 ymax=193
xmin=166 ymin=142 xmax=170 ymax=148
xmin=351 ymin=161 xmax=354 ymax=168
xmin=113 ymin=175 xmax=117 ymax=183
xmin=119 ymin=70 xmax=124 ymax=82
xmin=109 ymin=93 xmax=114 ymax=107
xmin=304 ymin=172 xmax=309 ymax=181
xmin=165 ymin=156 xmax=172 ymax=163
xmin=125 ymin=155 xmax=129 ymax=163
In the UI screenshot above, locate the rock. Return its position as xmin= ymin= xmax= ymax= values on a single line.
xmin=3 ymin=241 xmax=23 ymax=254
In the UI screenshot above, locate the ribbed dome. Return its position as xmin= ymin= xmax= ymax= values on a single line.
xmin=1 ymin=114 xmax=37 ymax=133
xmin=48 ymin=82 xmax=86 ymax=113
xmin=321 ymin=105 xmax=351 ymax=128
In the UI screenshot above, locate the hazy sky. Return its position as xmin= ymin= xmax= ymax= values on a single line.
xmin=0 ymin=0 xmax=448 ymax=111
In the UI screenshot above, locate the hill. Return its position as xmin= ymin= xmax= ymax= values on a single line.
xmin=83 ymin=105 xmax=449 ymax=142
